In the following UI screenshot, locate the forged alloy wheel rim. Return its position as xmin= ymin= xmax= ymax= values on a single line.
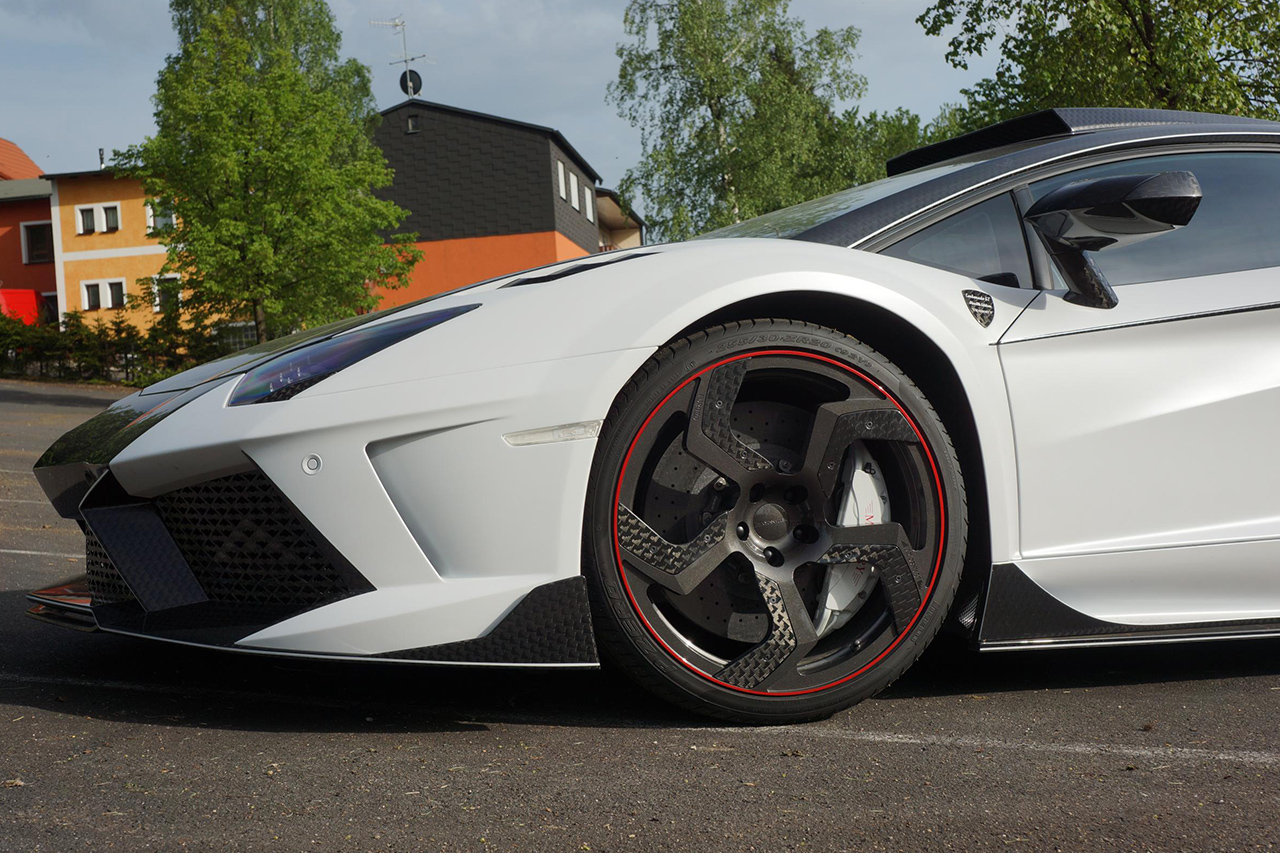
xmin=611 ymin=350 xmax=946 ymax=697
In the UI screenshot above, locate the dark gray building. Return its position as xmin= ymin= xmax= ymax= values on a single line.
xmin=374 ymin=99 xmax=618 ymax=303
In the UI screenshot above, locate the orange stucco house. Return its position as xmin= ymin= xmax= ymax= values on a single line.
xmin=40 ymin=168 xmax=177 ymax=329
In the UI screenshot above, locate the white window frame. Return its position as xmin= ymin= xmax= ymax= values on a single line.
xmin=106 ymin=278 xmax=126 ymax=308
xmin=101 ymin=203 xmax=121 ymax=232
xmin=80 ymin=280 xmax=102 ymax=311
xmin=557 ymin=160 xmax=567 ymax=199
xmin=19 ymin=220 xmax=52 ymax=264
xmin=569 ymin=172 xmax=580 ymax=210
xmin=146 ymin=203 xmax=175 ymax=234
xmin=75 ymin=205 xmax=97 ymax=235
xmin=584 ymin=188 xmax=594 ymax=223
xmin=152 ymin=273 xmax=181 ymax=313
xmin=80 ymin=278 xmax=127 ymax=310
xmin=216 ymin=320 xmax=258 ymax=351
xmin=74 ymin=202 xmax=124 ymax=235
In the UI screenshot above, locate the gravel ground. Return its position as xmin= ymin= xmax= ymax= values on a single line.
xmin=1 ymin=377 xmax=1278 ymax=852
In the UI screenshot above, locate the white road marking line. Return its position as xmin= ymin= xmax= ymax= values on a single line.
xmin=700 ymin=725 xmax=1280 ymax=767
xmin=0 ymin=469 xmax=33 ymax=475
xmin=0 ymin=498 xmax=48 ymax=505
xmin=0 ymin=548 xmax=80 ymax=558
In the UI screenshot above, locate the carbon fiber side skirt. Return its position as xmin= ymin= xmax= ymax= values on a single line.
xmin=979 ymin=562 xmax=1280 ymax=649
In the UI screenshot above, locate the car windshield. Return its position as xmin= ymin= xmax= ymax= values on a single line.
xmin=696 ymin=160 xmax=975 ymax=240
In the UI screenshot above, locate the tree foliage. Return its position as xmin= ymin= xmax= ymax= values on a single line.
xmin=829 ymin=106 xmax=972 ymax=189
xmin=609 ymin=0 xmax=868 ymax=241
xmin=920 ymin=0 xmax=1280 ymax=129
xmin=116 ymin=0 xmax=420 ymax=342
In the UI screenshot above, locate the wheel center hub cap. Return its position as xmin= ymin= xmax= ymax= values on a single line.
xmin=751 ymin=502 xmax=790 ymax=541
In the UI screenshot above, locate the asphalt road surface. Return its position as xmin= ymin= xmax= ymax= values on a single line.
xmin=1 ymin=377 xmax=1278 ymax=852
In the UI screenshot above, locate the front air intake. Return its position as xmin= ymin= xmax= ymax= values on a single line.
xmin=85 ymin=529 xmax=135 ymax=606
xmin=153 ymin=471 xmax=364 ymax=608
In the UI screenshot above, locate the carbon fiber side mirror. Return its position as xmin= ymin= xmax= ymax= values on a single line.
xmin=1024 ymin=171 xmax=1203 ymax=308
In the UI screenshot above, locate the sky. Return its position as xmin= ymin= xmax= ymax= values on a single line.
xmin=0 ymin=0 xmax=999 ymax=189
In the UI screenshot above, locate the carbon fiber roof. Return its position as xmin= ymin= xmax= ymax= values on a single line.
xmin=885 ymin=108 xmax=1280 ymax=176
xmin=788 ymin=112 xmax=1280 ymax=249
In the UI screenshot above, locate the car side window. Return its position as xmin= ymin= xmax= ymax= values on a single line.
xmin=1027 ymin=151 xmax=1280 ymax=287
xmin=881 ymin=192 xmax=1034 ymax=288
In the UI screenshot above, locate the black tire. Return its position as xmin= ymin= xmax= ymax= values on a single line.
xmin=583 ymin=319 xmax=967 ymax=724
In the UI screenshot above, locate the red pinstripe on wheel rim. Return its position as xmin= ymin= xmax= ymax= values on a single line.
xmin=611 ymin=349 xmax=947 ymax=697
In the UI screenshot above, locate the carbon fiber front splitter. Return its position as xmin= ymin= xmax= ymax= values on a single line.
xmin=27 ymin=575 xmax=600 ymax=668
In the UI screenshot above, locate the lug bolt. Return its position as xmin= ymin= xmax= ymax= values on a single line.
xmin=736 ymin=522 xmax=749 ymax=541
xmin=748 ymin=484 xmax=765 ymax=502
xmin=764 ymin=547 xmax=785 ymax=568
xmin=713 ymin=477 xmax=727 ymax=491
xmin=783 ymin=486 xmax=808 ymax=505
xmin=793 ymin=524 xmax=818 ymax=544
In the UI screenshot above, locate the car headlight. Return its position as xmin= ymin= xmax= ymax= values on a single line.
xmin=228 ymin=304 xmax=479 ymax=405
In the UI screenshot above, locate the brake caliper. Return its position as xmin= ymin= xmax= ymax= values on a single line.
xmin=813 ymin=441 xmax=891 ymax=638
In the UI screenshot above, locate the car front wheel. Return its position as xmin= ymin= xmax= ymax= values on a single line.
xmin=584 ymin=319 xmax=968 ymax=723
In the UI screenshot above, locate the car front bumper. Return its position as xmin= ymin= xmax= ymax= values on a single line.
xmin=31 ymin=343 xmax=653 ymax=665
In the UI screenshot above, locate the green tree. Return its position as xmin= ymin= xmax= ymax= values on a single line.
xmin=116 ymin=0 xmax=420 ymax=343
xmin=825 ymin=106 xmax=971 ymax=187
xmin=609 ymin=0 xmax=867 ymax=241
xmin=920 ymin=0 xmax=1280 ymax=130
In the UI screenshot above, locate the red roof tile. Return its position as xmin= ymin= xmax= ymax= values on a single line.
xmin=0 ymin=138 xmax=41 ymax=180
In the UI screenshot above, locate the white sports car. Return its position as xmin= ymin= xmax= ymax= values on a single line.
xmin=29 ymin=108 xmax=1280 ymax=722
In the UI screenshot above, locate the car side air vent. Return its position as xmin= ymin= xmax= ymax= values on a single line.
xmin=501 ymin=251 xmax=655 ymax=288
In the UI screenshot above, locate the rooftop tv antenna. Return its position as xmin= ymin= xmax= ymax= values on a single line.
xmin=370 ymin=16 xmax=432 ymax=97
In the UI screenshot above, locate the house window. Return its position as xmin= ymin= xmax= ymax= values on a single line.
xmin=407 ymin=114 xmax=421 ymax=133
xmin=584 ymin=189 xmax=594 ymax=223
xmin=569 ymin=172 xmax=580 ymax=210
xmin=102 ymin=205 xmax=120 ymax=232
xmin=148 ymin=203 xmax=175 ymax=233
xmin=79 ymin=207 xmax=96 ymax=234
xmin=39 ymin=292 xmax=58 ymax=325
xmin=153 ymin=274 xmax=181 ymax=313
xmin=557 ymin=160 xmax=567 ymax=199
xmin=216 ymin=321 xmax=258 ymax=352
xmin=21 ymin=222 xmax=53 ymax=264
xmin=82 ymin=279 xmax=126 ymax=310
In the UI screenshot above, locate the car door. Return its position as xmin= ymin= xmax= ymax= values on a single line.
xmin=999 ymin=150 xmax=1280 ymax=625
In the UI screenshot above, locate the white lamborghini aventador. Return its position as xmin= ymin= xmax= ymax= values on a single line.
xmin=28 ymin=108 xmax=1280 ymax=722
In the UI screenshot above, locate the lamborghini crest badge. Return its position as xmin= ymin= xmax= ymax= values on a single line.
xmin=963 ymin=290 xmax=995 ymax=328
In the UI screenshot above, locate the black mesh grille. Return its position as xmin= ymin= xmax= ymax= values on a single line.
xmin=85 ymin=529 xmax=135 ymax=606
xmin=154 ymin=471 xmax=355 ymax=607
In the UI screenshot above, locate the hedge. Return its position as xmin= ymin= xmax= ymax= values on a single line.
xmin=0 ymin=311 xmax=241 ymax=387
